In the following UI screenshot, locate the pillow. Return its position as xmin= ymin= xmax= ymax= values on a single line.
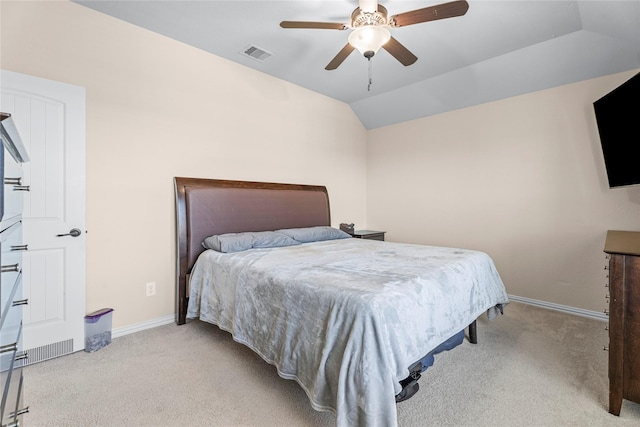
xmin=275 ymin=226 xmax=351 ymax=243
xmin=203 ymin=231 xmax=300 ymax=253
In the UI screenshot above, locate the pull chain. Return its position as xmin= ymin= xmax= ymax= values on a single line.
xmin=363 ymin=51 xmax=375 ymax=91
xmin=367 ymin=57 xmax=373 ymax=91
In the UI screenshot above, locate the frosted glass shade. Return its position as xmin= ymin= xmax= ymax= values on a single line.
xmin=348 ymin=26 xmax=391 ymax=55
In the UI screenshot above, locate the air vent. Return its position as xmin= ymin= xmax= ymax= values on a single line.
xmin=20 ymin=338 xmax=74 ymax=366
xmin=241 ymin=45 xmax=272 ymax=62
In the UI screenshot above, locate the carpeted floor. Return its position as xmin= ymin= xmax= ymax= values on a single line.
xmin=25 ymin=302 xmax=640 ymax=426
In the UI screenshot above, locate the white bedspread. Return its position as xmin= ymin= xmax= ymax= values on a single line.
xmin=187 ymin=238 xmax=508 ymax=427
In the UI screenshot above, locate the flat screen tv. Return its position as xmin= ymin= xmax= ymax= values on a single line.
xmin=593 ymin=71 xmax=640 ymax=188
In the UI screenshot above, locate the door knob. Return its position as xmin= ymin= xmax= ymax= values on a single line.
xmin=57 ymin=228 xmax=82 ymax=237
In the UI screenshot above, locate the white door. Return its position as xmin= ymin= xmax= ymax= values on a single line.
xmin=1 ymin=70 xmax=86 ymax=358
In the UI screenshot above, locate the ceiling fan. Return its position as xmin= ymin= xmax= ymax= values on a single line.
xmin=280 ymin=0 xmax=469 ymax=70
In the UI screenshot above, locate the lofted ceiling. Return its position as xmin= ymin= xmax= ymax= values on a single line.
xmin=74 ymin=1 xmax=640 ymax=129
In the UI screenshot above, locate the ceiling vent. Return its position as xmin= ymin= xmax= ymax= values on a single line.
xmin=241 ymin=45 xmax=272 ymax=62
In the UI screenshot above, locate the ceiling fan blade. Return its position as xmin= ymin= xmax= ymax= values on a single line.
xmin=389 ymin=0 xmax=469 ymax=28
xmin=325 ymin=43 xmax=356 ymax=70
xmin=382 ymin=37 xmax=418 ymax=66
xmin=280 ymin=21 xmax=348 ymax=30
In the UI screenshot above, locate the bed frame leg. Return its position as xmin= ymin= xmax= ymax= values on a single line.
xmin=176 ymin=274 xmax=188 ymax=325
xmin=469 ymin=320 xmax=478 ymax=344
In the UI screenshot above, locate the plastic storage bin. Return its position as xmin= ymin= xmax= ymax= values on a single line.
xmin=84 ymin=308 xmax=113 ymax=352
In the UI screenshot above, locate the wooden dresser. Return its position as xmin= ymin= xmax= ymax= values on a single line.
xmin=0 ymin=112 xmax=30 ymax=426
xmin=604 ymin=230 xmax=640 ymax=416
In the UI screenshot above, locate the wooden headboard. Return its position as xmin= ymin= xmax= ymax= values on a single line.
xmin=173 ymin=177 xmax=331 ymax=324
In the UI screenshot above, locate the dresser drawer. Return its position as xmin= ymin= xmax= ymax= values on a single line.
xmin=0 ymin=222 xmax=21 ymax=254
xmin=0 ymin=324 xmax=23 ymax=425
xmin=2 ymin=111 xmax=30 ymax=427
xmin=1 ymin=360 xmax=25 ymax=426
xmin=1 ymin=222 xmax=23 ymax=331
xmin=0 ymin=273 xmax=22 ymax=350
xmin=0 ymin=323 xmax=18 ymax=373
xmin=0 ymin=212 xmax=21 ymax=257
xmin=1 ymin=147 xmax=25 ymax=225
xmin=0 ymin=220 xmax=23 ymax=269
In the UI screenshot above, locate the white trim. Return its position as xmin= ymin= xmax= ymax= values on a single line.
xmin=112 ymin=314 xmax=175 ymax=339
xmin=111 ymin=296 xmax=608 ymax=339
xmin=508 ymin=294 xmax=608 ymax=322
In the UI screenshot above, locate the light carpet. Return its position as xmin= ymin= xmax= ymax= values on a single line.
xmin=25 ymin=302 xmax=640 ymax=426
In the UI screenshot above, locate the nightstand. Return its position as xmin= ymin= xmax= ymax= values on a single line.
xmin=353 ymin=230 xmax=385 ymax=241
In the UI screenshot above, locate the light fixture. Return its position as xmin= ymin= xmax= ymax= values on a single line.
xmin=348 ymin=25 xmax=391 ymax=59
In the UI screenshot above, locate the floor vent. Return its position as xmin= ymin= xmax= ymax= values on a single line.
xmin=241 ymin=45 xmax=272 ymax=62
xmin=19 ymin=339 xmax=74 ymax=366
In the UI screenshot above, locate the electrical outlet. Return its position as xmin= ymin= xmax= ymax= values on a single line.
xmin=145 ymin=282 xmax=156 ymax=297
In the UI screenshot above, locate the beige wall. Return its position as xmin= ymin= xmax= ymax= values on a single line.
xmin=367 ymin=70 xmax=640 ymax=312
xmin=3 ymin=1 xmax=639 ymax=329
xmin=1 ymin=1 xmax=368 ymax=328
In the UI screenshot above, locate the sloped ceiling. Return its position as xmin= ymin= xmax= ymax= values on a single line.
xmin=74 ymin=1 xmax=640 ymax=129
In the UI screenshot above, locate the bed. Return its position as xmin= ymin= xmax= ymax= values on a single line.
xmin=174 ymin=177 xmax=508 ymax=427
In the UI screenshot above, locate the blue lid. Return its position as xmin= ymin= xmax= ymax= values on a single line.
xmin=84 ymin=308 xmax=113 ymax=321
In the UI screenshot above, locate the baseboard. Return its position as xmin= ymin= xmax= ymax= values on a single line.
xmin=111 ymin=296 xmax=606 ymax=339
xmin=508 ymin=294 xmax=608 ymax=322
xmin=112 ymin=314 xmax=175 ymax=339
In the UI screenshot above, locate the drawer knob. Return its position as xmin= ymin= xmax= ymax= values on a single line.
xmin=14 ymin=351 xmax=28 ymax=362
xmin=9 ymin=406 xmax=29 ymax=419
xmin=3 ymin=177 xmax=21 ymax=185
xmin=0 ymin=342 xmax=18 ymax=354
xmin=10 ymin=244 xmax=28 ymax=252
xmin=603 ymin=346 xmax=610 ymax=351
xmin=12 ymin=298 xmax=28 ymax=307
xmin=1 ymin=263 xmax=20 ymax=273
xmin=603 ymin=309 xmax=609 ymax=316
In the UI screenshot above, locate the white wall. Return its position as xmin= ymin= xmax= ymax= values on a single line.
xmin=367 ymin=70 xmax=640 ymax=312
xmin=0 ymin=1 xmax=368 ymax=328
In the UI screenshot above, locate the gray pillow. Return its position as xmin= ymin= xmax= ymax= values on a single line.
xmin=203 ymin=231 xmax=301 ymax=253
xmin=275 ymin=226 xmax=351 ymax=243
